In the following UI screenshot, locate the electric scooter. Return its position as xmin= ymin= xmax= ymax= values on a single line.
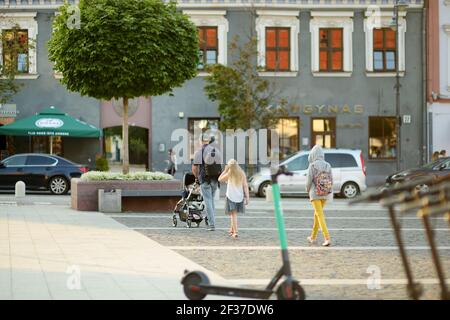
xmin=181 ymin=165 xmax=306 ymax=300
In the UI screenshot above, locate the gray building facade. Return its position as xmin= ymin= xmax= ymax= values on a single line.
xmin=0 ymin=0 xmax=426 ymax=186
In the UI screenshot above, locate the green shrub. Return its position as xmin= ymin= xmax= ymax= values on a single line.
xmin=95 ymin=157 xmax=109 ymax=172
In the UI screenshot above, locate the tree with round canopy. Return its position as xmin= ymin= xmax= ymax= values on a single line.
xmin=48 ymin=0 xmax=199 ymax=173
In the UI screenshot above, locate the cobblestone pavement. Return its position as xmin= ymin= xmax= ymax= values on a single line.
xmin=111 ymin=200 xmax=450 ymax=300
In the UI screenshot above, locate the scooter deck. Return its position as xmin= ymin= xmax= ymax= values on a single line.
xmin=198 ymin=284 xmax=273 ymax=299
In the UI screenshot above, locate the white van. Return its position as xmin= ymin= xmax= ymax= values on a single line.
xmin=249 ymin=149 xmax=367 ymax=199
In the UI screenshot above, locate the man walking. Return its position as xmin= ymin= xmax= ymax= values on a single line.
xmin=192 ymin=134 xmax=222 ymax=231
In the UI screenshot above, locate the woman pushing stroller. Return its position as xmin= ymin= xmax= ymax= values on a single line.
xmin=218 ymin=159 xmax=249 ymax=239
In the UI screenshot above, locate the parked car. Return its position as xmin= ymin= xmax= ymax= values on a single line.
xmin=249 ymin=149 xmax=367 ymax=199
xmin=0 ymin=153 xmax=89 ymax=195
xmin=385 ymin=157 xmax=450 ymax=190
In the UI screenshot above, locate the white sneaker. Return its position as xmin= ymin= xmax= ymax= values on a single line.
xmin=307 ymin=236 xmax=316 ymax=244
xmin=322 ymin=240 xmax=331 ymax=247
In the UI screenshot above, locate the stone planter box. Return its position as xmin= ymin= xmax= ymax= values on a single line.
xmin=71 ymin=178 xmax=182 ymax=212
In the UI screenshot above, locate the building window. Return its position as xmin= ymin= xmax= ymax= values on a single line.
xmin=188 ymin=118 xmax=220 ymax=159
xmin=183 ymin=10 xmax=228 ymax=72
xmin=311 ymin=117 xmax=336 ymax=148
xmin=373 ymin=28 xmax=396 ymax=72
xmin=2 ymin=29 xmax=29 ymax=73
xmin=369 ymin=117 xmax=397 ymax=159
xmin=364 ymin=10 xmax=406 ymax=76
xmin=198 ymin=27 xmax=218 ymax=70
xmin=319 ymin=28 xmax=343 ymax=72
xmin=310 ymin=11 xmax=353 ymax=76
xmin=265 ymin=27 xmax=290 ymax=71
xmin=255 ymin=10 xmax=300 ymax=76
xmin=0 ymin=13 xmax=38 ymax=77
xmin=269 ymin=118 xmax=299 ymax=160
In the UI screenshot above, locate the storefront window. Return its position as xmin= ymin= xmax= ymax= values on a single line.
xmin=51 ymin=136 xmax=63 ymax=156
xmin=369 ymin=117 xmax=397 ymax=159
xmin=311 ymin=118 xmax=336 ymax=148
xmin=269 ymin=118 xmax=299 ymax=160
xmin=32 ymin=136 xmax=49 ymax=154
xmin=103 ymin=126 xmax=149 ymax=170
xmin=188 ymin=118 xmax=220 ymax=159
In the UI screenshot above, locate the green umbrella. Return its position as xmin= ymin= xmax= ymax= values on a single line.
xmin=0 ymin=106 xmax=102 ymax=154
xmin=0 ymin=106 xmax=102 ymax=138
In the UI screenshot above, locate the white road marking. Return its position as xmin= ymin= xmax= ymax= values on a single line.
xmin=0 ymin=201 xmax=17 ymax=206
xmin=133 ymin=227 xmax=449 ymax=231
xmin=226 ymin=278 xmax=450 ymax=286
xmin=112 ymin=214 xmax=442 ymax=220
xmin=168 ymin=245 xmax=450 ymax=251
xmin=33 ymin=202 xmax=52 ymax=205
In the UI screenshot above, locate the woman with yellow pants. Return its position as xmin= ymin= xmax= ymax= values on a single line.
xmin=305 ymin=145 xmax=332 ymax=247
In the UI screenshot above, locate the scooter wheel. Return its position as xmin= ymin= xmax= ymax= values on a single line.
xmin=276 ymin=280 xmax=306 ymax=300
xmin=182 ymin=271 xmax=210 ymax=300
xmin=172 ymin=217 xmax=177 ymax=227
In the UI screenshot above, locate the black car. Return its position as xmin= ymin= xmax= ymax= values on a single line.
xmin=385 ymin=157 xmax=450 ymax=188
xmin=0 ymin=153 xmax=89 ymax=195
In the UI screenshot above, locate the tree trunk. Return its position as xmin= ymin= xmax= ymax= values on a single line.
xmin=122 ymin=97 xmax=130 ymax=174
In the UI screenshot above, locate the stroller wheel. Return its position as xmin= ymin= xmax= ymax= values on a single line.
xmin=196 ymin=222 xmax=200 ymax=228
xmin=205 ymin=217 xmax=209 ymax=226
xmin=172 ymin=217 xmax=177 ymax=227
xmin=186 ymin=219 xmax=192 ymax=228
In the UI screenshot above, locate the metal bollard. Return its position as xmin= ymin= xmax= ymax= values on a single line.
xmin=266 ymin=185 xmax=273 ymax=203
xmin=15 ymin=181 xmax=26 ymax=198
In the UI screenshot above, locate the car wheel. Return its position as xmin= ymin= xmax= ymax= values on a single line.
xmin=341 ymin=182 xmax=359 ymax=199
xmin=49 ymin=176 xmax=69 ymax=195
xmin=258 ymin=181 xmax=271 ymax=198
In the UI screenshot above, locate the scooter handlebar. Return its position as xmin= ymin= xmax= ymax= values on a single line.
xmin=271 ymin=165 xmax=293 ymax=183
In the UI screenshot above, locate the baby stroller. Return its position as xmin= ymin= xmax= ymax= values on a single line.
xmin=172 ymin=172 xmax=208 ymax=228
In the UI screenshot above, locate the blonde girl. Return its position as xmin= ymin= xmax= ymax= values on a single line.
xmin=218 ymin=159 xmax=250 ymax=239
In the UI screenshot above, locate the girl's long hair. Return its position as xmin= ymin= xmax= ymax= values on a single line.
xmin=227 ymin=159 xmax=245 ymax=186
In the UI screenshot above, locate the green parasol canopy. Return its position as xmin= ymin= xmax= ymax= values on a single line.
xmin=0 ymin=106 xmax=102 ymax=138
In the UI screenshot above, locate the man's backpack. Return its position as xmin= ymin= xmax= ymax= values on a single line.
xmin=202 ymin=146 xmax=222 ymax=181
xmin=312 ymin=165 xmax=333 ymax=196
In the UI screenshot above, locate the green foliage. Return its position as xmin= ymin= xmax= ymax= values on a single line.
xmin=95 ymin=156 xmax=109 ymax=171
xmin=0 ymin=25 xmax=26 ymax=104
xmin=0 ymin=65 xmax=20 ymax=105
xmin=204 ymin=35 xmax=288 ymax=131
xmin=48 ymin=0 xmax=199 ymax=100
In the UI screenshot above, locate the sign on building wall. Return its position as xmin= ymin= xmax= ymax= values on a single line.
xmin=0 ymin=104 xmax=18 ymax=118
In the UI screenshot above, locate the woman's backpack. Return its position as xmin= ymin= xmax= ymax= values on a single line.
xmin=312 ymin=164 xmax=333 ymax=196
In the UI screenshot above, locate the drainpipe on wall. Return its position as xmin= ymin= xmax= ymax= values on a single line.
xmin=422 ymin=0 xmax=429 ymax=165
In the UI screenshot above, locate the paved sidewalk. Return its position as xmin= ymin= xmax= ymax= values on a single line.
xmin=0 ymin=204 xmax=226 ymax=300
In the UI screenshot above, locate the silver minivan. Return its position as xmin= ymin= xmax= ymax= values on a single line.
xmin=249 ymin=149 xmax=367 ymax=199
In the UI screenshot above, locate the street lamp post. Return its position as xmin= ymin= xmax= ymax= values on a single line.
xmin=391 ymin=0 xmax=408 ymax=171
